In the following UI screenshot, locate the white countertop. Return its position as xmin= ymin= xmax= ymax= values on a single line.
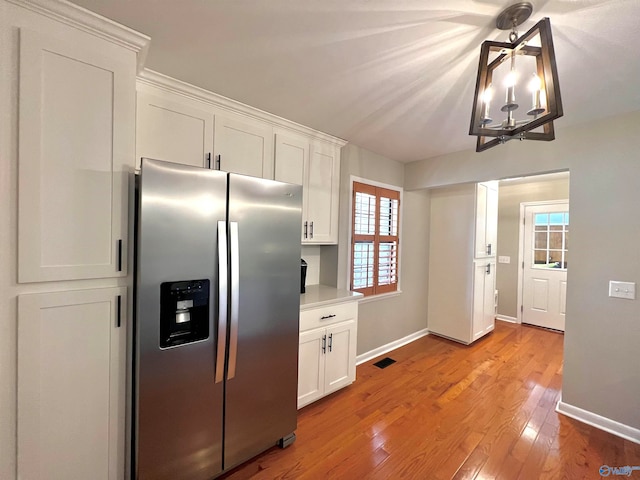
xmin=300 ymin=284 xmax=363 ymax=311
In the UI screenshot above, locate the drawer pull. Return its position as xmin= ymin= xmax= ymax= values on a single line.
xmin=320 ymin=314 xmax=336 ymax=320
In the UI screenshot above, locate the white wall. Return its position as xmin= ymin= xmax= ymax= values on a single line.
xmin=406 ymin=110 xmax=640 ymax=431
xmin=324 ymin=144 xmax=430 ymax=356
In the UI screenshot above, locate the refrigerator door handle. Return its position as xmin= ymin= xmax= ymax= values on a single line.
xmin=228 ymin=221 xmax=240 ymax=380
xmin=215 ymin=221 xmax=228 ymax=384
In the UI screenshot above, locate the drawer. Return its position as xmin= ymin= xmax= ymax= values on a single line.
xmin=300 ymin=301 xmax=358 ymax=332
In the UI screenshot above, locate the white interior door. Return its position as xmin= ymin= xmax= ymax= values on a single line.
xmin=522 ymin=202 xmax=569 ymax=331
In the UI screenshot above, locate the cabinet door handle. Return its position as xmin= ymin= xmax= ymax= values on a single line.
xmin=322 ymin=334 xmax=326 ymax=354
xmin=116 ymin=295 xmax=122 ymax=328
xmin=304 ymin=221 xmax=308 ymax=239
xmin=216 ymin=155 xmax=221 ymax=170
xmin=117 ymin=239 xmax=123 ymax=272
xmin=328 ymin=333 xmax=333 ymax=352
xmin=310 ymin=221 xmax=314 ymax=239
xmin=486 ymin=263 xmax=491 ymax=275
xmin=320 ymin=314 xmax=336 ymax=320
xmin=487 ymin=243 xmax=492 ymax=255
xmin=206 ymin=152 xmax=212 ymax=169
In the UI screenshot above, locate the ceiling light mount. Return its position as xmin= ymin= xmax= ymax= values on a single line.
xmin=469 ymin=5 xmax=563 ymax=152
xmin=496 ymin=2 xmax=533 ymax=31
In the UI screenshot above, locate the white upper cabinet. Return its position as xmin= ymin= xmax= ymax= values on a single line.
xmin=306 ymin=142 xmax=340 ymax=244
xmin=214 ymin=113 xmax=274 ymax=178
xmin=475 ymin=181 xmax=499 ymax=258
xmin=136 ymin=91 xmax=214 ymax=170
xmin=17 ymin=27 xmax=139 ymax=283
xmin=274 ymin=133 xmax=340 ymax=244
xmin=274 ymin=133 xmax=307 ymax=187
xmin=135 ymin=73 xmax=346 ymax=228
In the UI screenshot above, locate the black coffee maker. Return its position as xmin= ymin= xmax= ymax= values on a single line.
xmin=300 ymin=259 xmax=307 ymax=294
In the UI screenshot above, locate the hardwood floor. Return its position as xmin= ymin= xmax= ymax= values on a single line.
xmin=221 ymin=321 xmax=640 ymax=479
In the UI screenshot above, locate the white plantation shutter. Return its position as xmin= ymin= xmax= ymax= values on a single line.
xmin=351 ymin=182 xmax=400 ymax=296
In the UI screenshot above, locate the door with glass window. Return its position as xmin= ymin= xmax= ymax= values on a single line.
xmin=522 ymin=202 xmax=569 ymax=331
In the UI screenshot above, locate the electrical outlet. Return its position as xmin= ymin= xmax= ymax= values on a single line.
xmin=609 ymin=281 xmax=636 ymax=300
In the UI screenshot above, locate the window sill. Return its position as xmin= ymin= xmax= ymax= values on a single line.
xmin=358 ymin=290 xmax=403 ymax=304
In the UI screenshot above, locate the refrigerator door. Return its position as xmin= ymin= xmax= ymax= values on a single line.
xmin=224 ymin=174 xmax=302 ymax=470
xmin=136 ymin=159 xmax=227 ymax=479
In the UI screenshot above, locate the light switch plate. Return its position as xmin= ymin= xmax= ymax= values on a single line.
xmin=498 ymin=256 xmax=511 ymax=264
xmin=609 ymin=281 xmax=636 ymax=300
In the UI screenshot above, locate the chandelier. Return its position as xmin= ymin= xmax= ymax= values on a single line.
xmin=469 ymin=2 xmax=563 ymax=152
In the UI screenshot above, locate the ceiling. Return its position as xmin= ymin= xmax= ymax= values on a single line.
xmin=71 ymin=0 xmax=640 ymax=163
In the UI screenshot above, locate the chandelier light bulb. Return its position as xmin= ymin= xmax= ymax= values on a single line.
xmin=527 ymin=73 xmax=545 ymax=116
xmin=528 ymin=73 xmax=542 ymax=92
xmin=501 ymin=54 xmax=518 ymax=112
xmin=480 ymin=84 xmax=494 ymax=125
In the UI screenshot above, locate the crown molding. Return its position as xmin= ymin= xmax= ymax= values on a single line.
xmin=137 ymin=69 xmax=348 ymax=148
xmin=7 ymin=0 xmax=150 ymax=71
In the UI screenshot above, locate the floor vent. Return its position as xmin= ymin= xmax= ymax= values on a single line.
xmin=373 ymin=357 xmax=396 ymax=369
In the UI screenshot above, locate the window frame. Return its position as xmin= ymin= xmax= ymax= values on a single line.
xmin=349 ymin=177 xmax=403 ymax=298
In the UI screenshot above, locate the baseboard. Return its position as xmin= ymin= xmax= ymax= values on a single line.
xmin=496 ymin=315 xmax=518 ymax=323
xmin=556 ymin=400 xmax=640 ymax=445
xmin=356 ymin=328 xmax=429 ymax=365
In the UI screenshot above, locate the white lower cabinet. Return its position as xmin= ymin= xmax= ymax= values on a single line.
xmin=17 ymin=287 xmax=127 ymax=480
xmin=298 ymin=301 xmax=358 ymax=409
xmin=472 ymin=260 xmax=497 ymax=341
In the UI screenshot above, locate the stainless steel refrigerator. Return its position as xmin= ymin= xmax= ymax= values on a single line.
xmin=133 ymin=158 xmax=302 ymax=479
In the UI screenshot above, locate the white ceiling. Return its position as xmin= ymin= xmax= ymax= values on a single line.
xmin=71 ymin=0 xmax=640 ymax=163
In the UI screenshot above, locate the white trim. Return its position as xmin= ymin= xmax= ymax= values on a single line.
xmin=358 ymin=290 xmax=403 ymax=304
xmin=517 ymin=199 xmax=569 ymax=324
xmin=136 ymin=69 xmax=347 ymax=147
xmin=7 ymin=0 xmax=150 ymax=71
xmin=556 ymin=400 xmax=640 ymax=445
xmin=496 ymin=314 xmax=518 ymax=323
xmin=348 ymin=175 xmax=404 ymax=296
xmin=356 ymin=328 xmax=428 ymax=365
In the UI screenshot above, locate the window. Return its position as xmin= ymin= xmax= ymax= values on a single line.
xmin=533 ymin=211 xmax=569 ymax=269
xmin=351 ymin=181 xmax=401 ymax=296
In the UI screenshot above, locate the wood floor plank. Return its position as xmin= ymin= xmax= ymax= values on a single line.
xmin=220 ymin=322 xmax=640 ymax=480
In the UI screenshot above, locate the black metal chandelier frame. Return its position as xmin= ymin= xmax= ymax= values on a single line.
xmin=469 ymin=4 xmax=563 ymax=153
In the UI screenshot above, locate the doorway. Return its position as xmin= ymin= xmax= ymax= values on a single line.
xmin=520 ymin=201 xmax=569 ymax=331
xmin=495 ymin=171 xmax=570 ymax=329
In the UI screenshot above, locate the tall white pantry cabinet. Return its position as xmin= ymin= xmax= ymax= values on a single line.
xmin=1 ymin=1 xmax=148 ymax=479
xmin=427 ymin=181 xmax=499 ymax=344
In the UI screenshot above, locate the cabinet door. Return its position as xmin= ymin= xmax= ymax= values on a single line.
xmin=485 ymin=183 xmax=499 ymax=256
xmin=472 ymin=261 xmax=495 ymax=341
xmin=214 ymin=113 xmax=273 ymax=178
xmin=298 ymin=328 xmax=326 ymax=409
xmin=18 ymin=287 xmax=127 ymax=480
xmin=136 ymin=91 xmax=214 ymax=170
xmin=305 ymin=142 xmax=340 ymax=244
xmin=324 ymin=320 xmax=357 ymax=395
xmin=18 ymin=28 xmax=134 ymax=282
xmin=475 ymin=181 xmax=499 ymax=258
xmin=274 ymin=133 xmax=308 ymax=241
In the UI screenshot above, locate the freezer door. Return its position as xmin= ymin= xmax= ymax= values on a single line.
xmin=224 ymin=175 xmax=302 ymax=470
xmin=136 ymin=159 xmax=227 ymax=480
